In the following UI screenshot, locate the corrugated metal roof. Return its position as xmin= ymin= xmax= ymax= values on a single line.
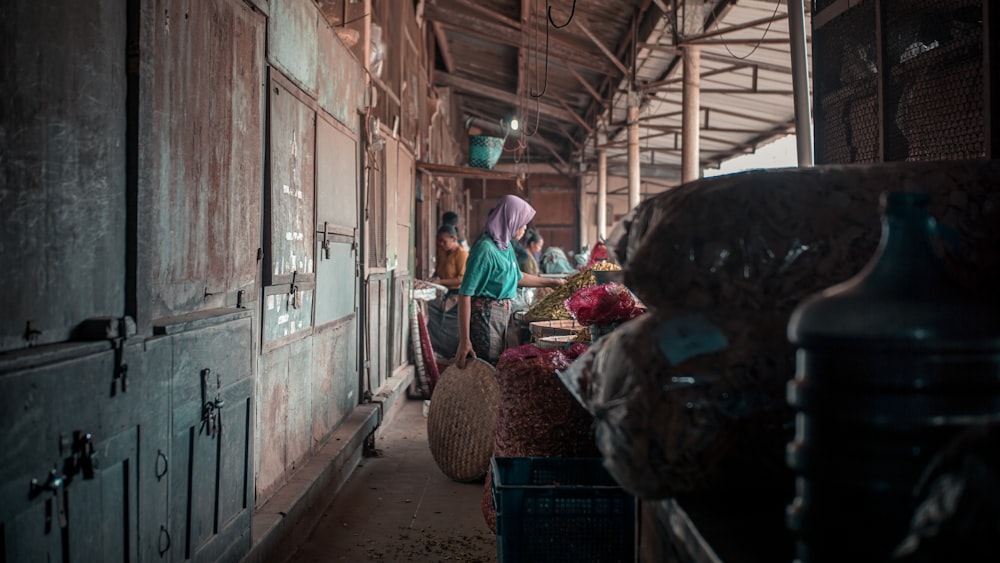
xmin=424 ymin=0 xmax=811 ymax=184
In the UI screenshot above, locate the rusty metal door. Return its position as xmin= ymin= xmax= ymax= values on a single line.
xmin=0 ymin=338 xmax=172 ymax=562
xmin=1 ymin=0 xmax=127 ymax=352
xmin=161 ymin=312 xmax=254 ymax=563
xmin=143 ymin=0 xmax=265 ymax=320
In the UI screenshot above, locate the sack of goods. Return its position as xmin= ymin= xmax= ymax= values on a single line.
xmin=559 ymin=161 xmax=1000 ymax=500
xmin=482 ymin=343 xmax=596 ymax=531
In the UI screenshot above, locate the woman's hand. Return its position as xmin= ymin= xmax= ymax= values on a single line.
xmin=454 ymin=339 xmax=476 ymax=369
xmin=546 ymin=277 xmax=566 ymax=289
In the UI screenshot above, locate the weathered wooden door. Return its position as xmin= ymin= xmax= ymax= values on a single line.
xmin=0 ymin=0 xmax=127 ymax=352
xmin=162 ymin=313 xmax=254 ymax=563
xmin=0 ymin=338 xmax=172 ymax=563
xmin=314 ymin=111 xmax=361 ymax=428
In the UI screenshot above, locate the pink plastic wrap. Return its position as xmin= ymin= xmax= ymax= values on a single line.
xmin=564 ymin=282 xmax=644 ymax=327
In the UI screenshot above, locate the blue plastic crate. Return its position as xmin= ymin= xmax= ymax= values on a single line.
xmin=491 ymin=457 xmax=637 ymax=563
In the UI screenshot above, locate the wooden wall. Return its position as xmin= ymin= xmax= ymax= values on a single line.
xmin=0 ymin=0 xmax=455 ymax=560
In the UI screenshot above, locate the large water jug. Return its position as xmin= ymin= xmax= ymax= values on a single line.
xmin=786 ymin=192 xmax=1000 ymax=562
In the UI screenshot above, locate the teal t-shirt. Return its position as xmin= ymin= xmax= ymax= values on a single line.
xmin=459 ymin=235 xmax=522 ymax=300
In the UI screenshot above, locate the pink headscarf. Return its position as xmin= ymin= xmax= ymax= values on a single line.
xmin=483 ymin=194 xmax=536 ymax=250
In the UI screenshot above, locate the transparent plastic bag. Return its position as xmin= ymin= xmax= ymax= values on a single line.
xmin=559 ymin=310 xmax=793 ymax=499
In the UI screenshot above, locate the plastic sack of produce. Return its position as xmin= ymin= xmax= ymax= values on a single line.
xmin=558 ymin=309 xmax=793 ymax=499
xmin=482 ymin=343 xmax=596 ymax=531
xmin=564 ymin=282 xmax=643 ymax=326
xmin=609 ymin=162 xmax=1000 ymax=311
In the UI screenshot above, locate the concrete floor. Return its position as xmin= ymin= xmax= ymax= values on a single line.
xmin=285 ymin=397 xmax=496 ymax=563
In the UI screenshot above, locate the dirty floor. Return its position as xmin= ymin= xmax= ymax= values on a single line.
xmin=286 ymin=397 xmax=496 ymax=563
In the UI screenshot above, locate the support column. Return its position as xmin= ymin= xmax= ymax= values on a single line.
xmin=627 ymin=103 xmax=640 ymax=210
xmin=597 ymin=149 xmax=607 ymax=240
xmin=787 ymin=0 xmax=814 ymax=165
xmin=681 ymin=44 xmax=700 ymax=184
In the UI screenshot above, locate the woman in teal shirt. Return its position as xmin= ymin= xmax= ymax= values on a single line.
xmin=454 ymin=195 xmax=563 ymax=367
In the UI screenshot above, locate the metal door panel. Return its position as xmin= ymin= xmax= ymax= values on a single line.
xmin=269 ymin=78 xmax=316 ymax=283
xmin=364 ymin=276 xmax=389 ymax=390
xmin=315 ymin=116 xmax=359 ymax=228
xmin=170 ymin=317 xmax=253 ymax=411
xmin=311 ymin=318 xmax=358 ymax=444
xmin=390 ymin=277 xmax=411 ymax=371
xmin=0 ymin=339 xmax=167 ymax=563
xmin=214 ymin=377 xmax=253 ymax=533
xmin=314 ymin=241 xmax=356 ymax=326
xmin=263 ymin=286 xmax=315 ymax=343
xmin=268 ymin=0 xmax=318 ymax=96
xmin=0 ymin=0 xmax=127 ymax=351
xmin=316 ymin=26 xmax=365 ymax=132
xmin=8 ymin=503 xmax=61 ymax=563
xmin=168 ymin=316 xmax=253 ymax=563
xmin=146 ymin=0 xmax=265 ymax=318
xmin=256 ymin=346 xmax=289 ymax=503
xmin=285 ymin=338 xmax=315 ymax=469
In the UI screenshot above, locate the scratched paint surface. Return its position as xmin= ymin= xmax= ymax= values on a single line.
xmin=0 ymin=0 xmax=127 ymax=351
xmin=269 ymin=80 xmax=317 ymax=281
xmin=269 ymin=0 xmax=319 ymax=96
xmin=147 ymin=0 xmax=264 ymax=318
xmin=317 ymin=20 xmax=365 ymax=133
xmin=263 ymin=287 xmax=314 ymax=342
xmin=315 ymin=116 xmax=359 ymax=229
xmin=311 ymin=318 xmax=358 ymax=446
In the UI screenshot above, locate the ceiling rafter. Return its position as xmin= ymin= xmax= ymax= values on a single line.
xmin=682 ymin=12 xmax=789 ymax=42
xmin=576 ymin=21 xmax=630 ymax=77
xmin=554 ymin=56 xmax=604 ymax=103
xmin=423 ymin=3 xmax=618 ymax=75
xmin=435 ymin=71 xmax=578 ymax=124
xmin=433 ymin=22 xmax=454 ymax=74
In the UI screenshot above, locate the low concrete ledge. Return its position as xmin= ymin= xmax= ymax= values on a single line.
xmin=245 ymin=365 xmax=415 ymax=563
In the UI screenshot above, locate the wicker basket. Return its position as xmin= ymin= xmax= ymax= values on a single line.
xmin=528 ymin=319 xmax=580 ymax=340
xmin=427 ymin=359 xmax=500 ymax=482
xmin=469 ymin=135 xmax=504 ymax=170
xmin=535 ymin=335 xmax=580 ymax=350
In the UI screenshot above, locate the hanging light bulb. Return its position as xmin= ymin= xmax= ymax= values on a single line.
xmin=510 ymin=117 xmax=520 ymax=131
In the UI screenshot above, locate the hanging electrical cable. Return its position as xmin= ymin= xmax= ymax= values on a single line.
xmin=711 ymin=0 xmax=783 ymax=61
xmin=530 ymin=0 xmax=577 ymax=98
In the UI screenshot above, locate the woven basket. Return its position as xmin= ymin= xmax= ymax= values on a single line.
xmin=528 ymin=319 xmax=580 ymax=340
xmin=468 ymin=135 xmax=504 ymax=170
xmin=427 ymin=359 xmax=500 ymax=482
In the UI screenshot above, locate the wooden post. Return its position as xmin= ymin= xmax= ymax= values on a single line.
xmin=682 ymin=45 xmax=700 ymax=183
xmin=627 ymin=102 xmax=641 ymax=209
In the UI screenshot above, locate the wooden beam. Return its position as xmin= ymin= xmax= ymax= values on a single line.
xmin=554 ymin=56 xmax=604 ymax=103
xmin=682 ymin=13 xmax=789 ymax=42
xmin=448 ymin=0 xmax=521 ymax=29
xmin=576 ymin=20 xmax=630 ymax=76
xmin=435 ymin=71 xmax=578 ymax=124
xmin=518 ymin=0 xmax=530 ymax=100
xmin=417 ymin=161 xmax=519 ymax=179
xmin=681 ymin=38 xmax=794 ymax=46
xmin=554 ymin=122 xmax=583 ymax=151
xmin=423 ymin=3 xmax=617 ymax=74
xmin=433 ymin=21 xmax=454 ymax=74
xmin=638 ymin=43 xmax=794 ymax=74
xmin=550 ymin=92 xmax=593 ymax=134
